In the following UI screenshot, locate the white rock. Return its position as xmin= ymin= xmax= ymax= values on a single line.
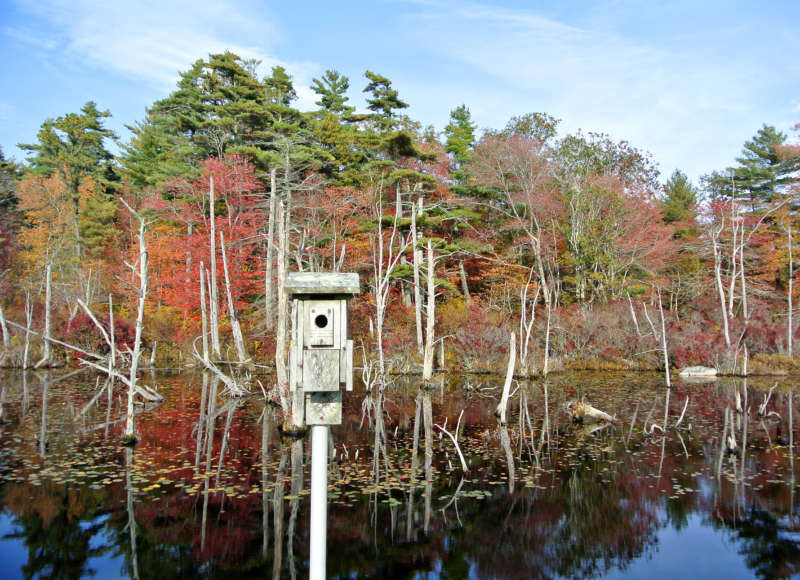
xmin=678 ymin=365 xmax=717 ymax=377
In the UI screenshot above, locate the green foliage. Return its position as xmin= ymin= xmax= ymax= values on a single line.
xmin=78 ymin=188 xmax=118 ymax=256
xmin=121 ymin=52 xmax=315 ymax=182
xmin=662 ymin=169 xmax=698 ymax=223
xmin=19 ymin=101 xmax=117 ymax=193
xmin=704 ymin=124 xmax=800 ymax=202
xmin=0 ymin=147 xmax=21 ymax=212
xmin=555 ymin=131 xmax=659 ymax=188
xmin=311 ymin=70 xmax=355 ymax=117
xmin=444 ymin=105 xmax=477 ymax=183
xmin=363 ymin=70 xmax=409 ymax=131
xmin=499 ymin=112 xmax=561 ymax=143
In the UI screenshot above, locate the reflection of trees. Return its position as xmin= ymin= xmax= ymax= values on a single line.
xmin=5 ymin=370 xmax=800 ymax=578
xmin=4 ymin=483 xmax=109 ymax=579
xmin=716 ymin=507 xmax=800 ymax=578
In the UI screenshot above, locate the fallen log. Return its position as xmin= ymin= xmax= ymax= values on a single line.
xmin=566 ymin=400 xmax=620 ymax=424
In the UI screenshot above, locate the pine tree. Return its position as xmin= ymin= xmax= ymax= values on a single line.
xmin=662 ymin=169 xmax=698 ymax=223
xmin=706 ymin=125 xmax=800 ymax=203
xmin=19 ymin=101 xmax=117 ymax=253
xmin=311 ymin=70 xmax=355 ymax=117
xmin=363 ymin=70 xmax=409 ymax=132
xmin=444 ymin=105 xmax=477 ymax=183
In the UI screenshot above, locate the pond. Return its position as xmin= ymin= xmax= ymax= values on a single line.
xmin=0 ymin=369 xmax=798 ymax=579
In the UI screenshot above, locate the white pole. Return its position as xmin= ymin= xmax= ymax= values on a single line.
xmin=310 ymin=424 xmax=329 ymax=580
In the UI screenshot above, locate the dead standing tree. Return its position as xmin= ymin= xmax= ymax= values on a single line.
xmin=370 ymin=187 xmax=412 ymax=390
xmin=76 ymin=198 xmax=162 ymax=444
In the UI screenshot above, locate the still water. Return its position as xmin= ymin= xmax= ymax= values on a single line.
xmin=0 ymin=370 xmax=798 ymax=579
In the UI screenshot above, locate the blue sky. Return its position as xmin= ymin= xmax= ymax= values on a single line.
xmin=2 ymin=0 xmax=799 ymax=184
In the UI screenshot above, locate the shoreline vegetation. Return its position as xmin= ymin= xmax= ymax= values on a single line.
xmin=1 ymin=50 xmax=800 ymax=419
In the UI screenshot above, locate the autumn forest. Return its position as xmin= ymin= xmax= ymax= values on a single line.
xmin=2 ymin=49 xmax=800 ymax=404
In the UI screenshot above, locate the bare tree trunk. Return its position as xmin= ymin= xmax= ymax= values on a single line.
xmin=208 ymin=176 xmax=221 ymax=359
xmin=711 ymin=229 xmax=732 ymax=348
xmin=108 ymin=293 xmax=116 ymax=375
xmin=543 ymin=299 xmax=552 ymax=376
xmin=265 ymin=169 xmax=277 ymax=327
xmin=411 ymin=202 xmax=423 ymax=355
xmin=23 ymin=291 xmax=32 ymax=369
xmin=220 ymin=232 xmax=249 ymax=363
xmin=518 ymin=271 xmax=539 ymax=375
xmin=422 ymin=241 xmax=436 ymax=381
xmin=371 ymin=194 xmax=411 ymax=388
xmin=275 ymin=198 xmax=296 ymax=428
xmin=35 ymin=261 xmax=53 ymax=368
xmin=0 ymin=302 xmax=9 ymax=353
xmin=658 ymin=291 xmax=671 ymax=388
xmin=496 ymin=332 xmax=516 ymax=425
xmin=739 ymin=227 xmax=748 ymax=320
xmin=727 ymin=216 xmax=739 ymax=318
xmin=200 ymin=263 xmax=209 ymax=364
xmin=789 ymin=220 xmax=794 ymax=357
xmin=122 ymin=201 xmax=149 ymax=443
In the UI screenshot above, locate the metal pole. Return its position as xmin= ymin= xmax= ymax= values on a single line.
xmin=310 ymin=424 xmax=329 ymax=580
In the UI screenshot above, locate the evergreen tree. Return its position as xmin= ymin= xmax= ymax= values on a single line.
xmin=444 ymin=105 xmax=477 ymax=183
xmin=706 ymin=124 xmax=800 ymax=203
xmin=0 ymin=147 xmax=21 ymax=212
xmin=0 ymin=147 xmax=21 ymax=274
xmin=19 ymin=101 xmax=117 ymax=253
xmin=121 ymin=53 xmax=313 ymax=183
xmin=363 ymin=70 xmax=409 ymax=132
xmin=311 ymin=69 xmax=354 ymax=117
xmin=662 ymin=169 xmax=698 ymax=223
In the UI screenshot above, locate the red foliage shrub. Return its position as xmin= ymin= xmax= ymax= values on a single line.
xmin=64 ymin=311 xmax=137 ymax=356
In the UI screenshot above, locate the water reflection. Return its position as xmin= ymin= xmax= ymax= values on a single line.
xmin=0 ymin=370 xmax=799 ymax=577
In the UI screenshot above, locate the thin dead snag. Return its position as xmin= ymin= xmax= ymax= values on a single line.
xmin=422 ymin=239 xmax=436 ymax=381
xmin=371 ymin=188 xmax=411 ymax=389
xmin=65 ymin=199 xmax=162 ymax=443
xmin=265 ymin=168 xmax=277 ymax=327
xmin=208 ymin=176 xmax=221 ymax=359
xmin=121 ymin=199 xmax=151 ymax=442
xmin=495 ymin=332 xmax=516 ymax=425
xmin=219 ymin=231 xmax=249 ymax=364
xmin=518 ymin=270 xmax=540 ymax=375
xmin=35 ymin=261 xmax=53 ymax=368
xmin=411 ymin=201 xmax=423 ymax=355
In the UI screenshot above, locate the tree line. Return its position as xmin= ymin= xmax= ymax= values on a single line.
xmin=1 ymin=49 xmax=800 ymax=395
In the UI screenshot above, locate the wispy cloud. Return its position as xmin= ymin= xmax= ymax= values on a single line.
xmin=8 ymin=0 xmax=320 ymax=93
xmin=401 ymin=0 xmax=773 ymax=179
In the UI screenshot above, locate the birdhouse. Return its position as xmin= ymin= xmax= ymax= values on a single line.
xmin=285 ymin=272 xmax=360 ymax=425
